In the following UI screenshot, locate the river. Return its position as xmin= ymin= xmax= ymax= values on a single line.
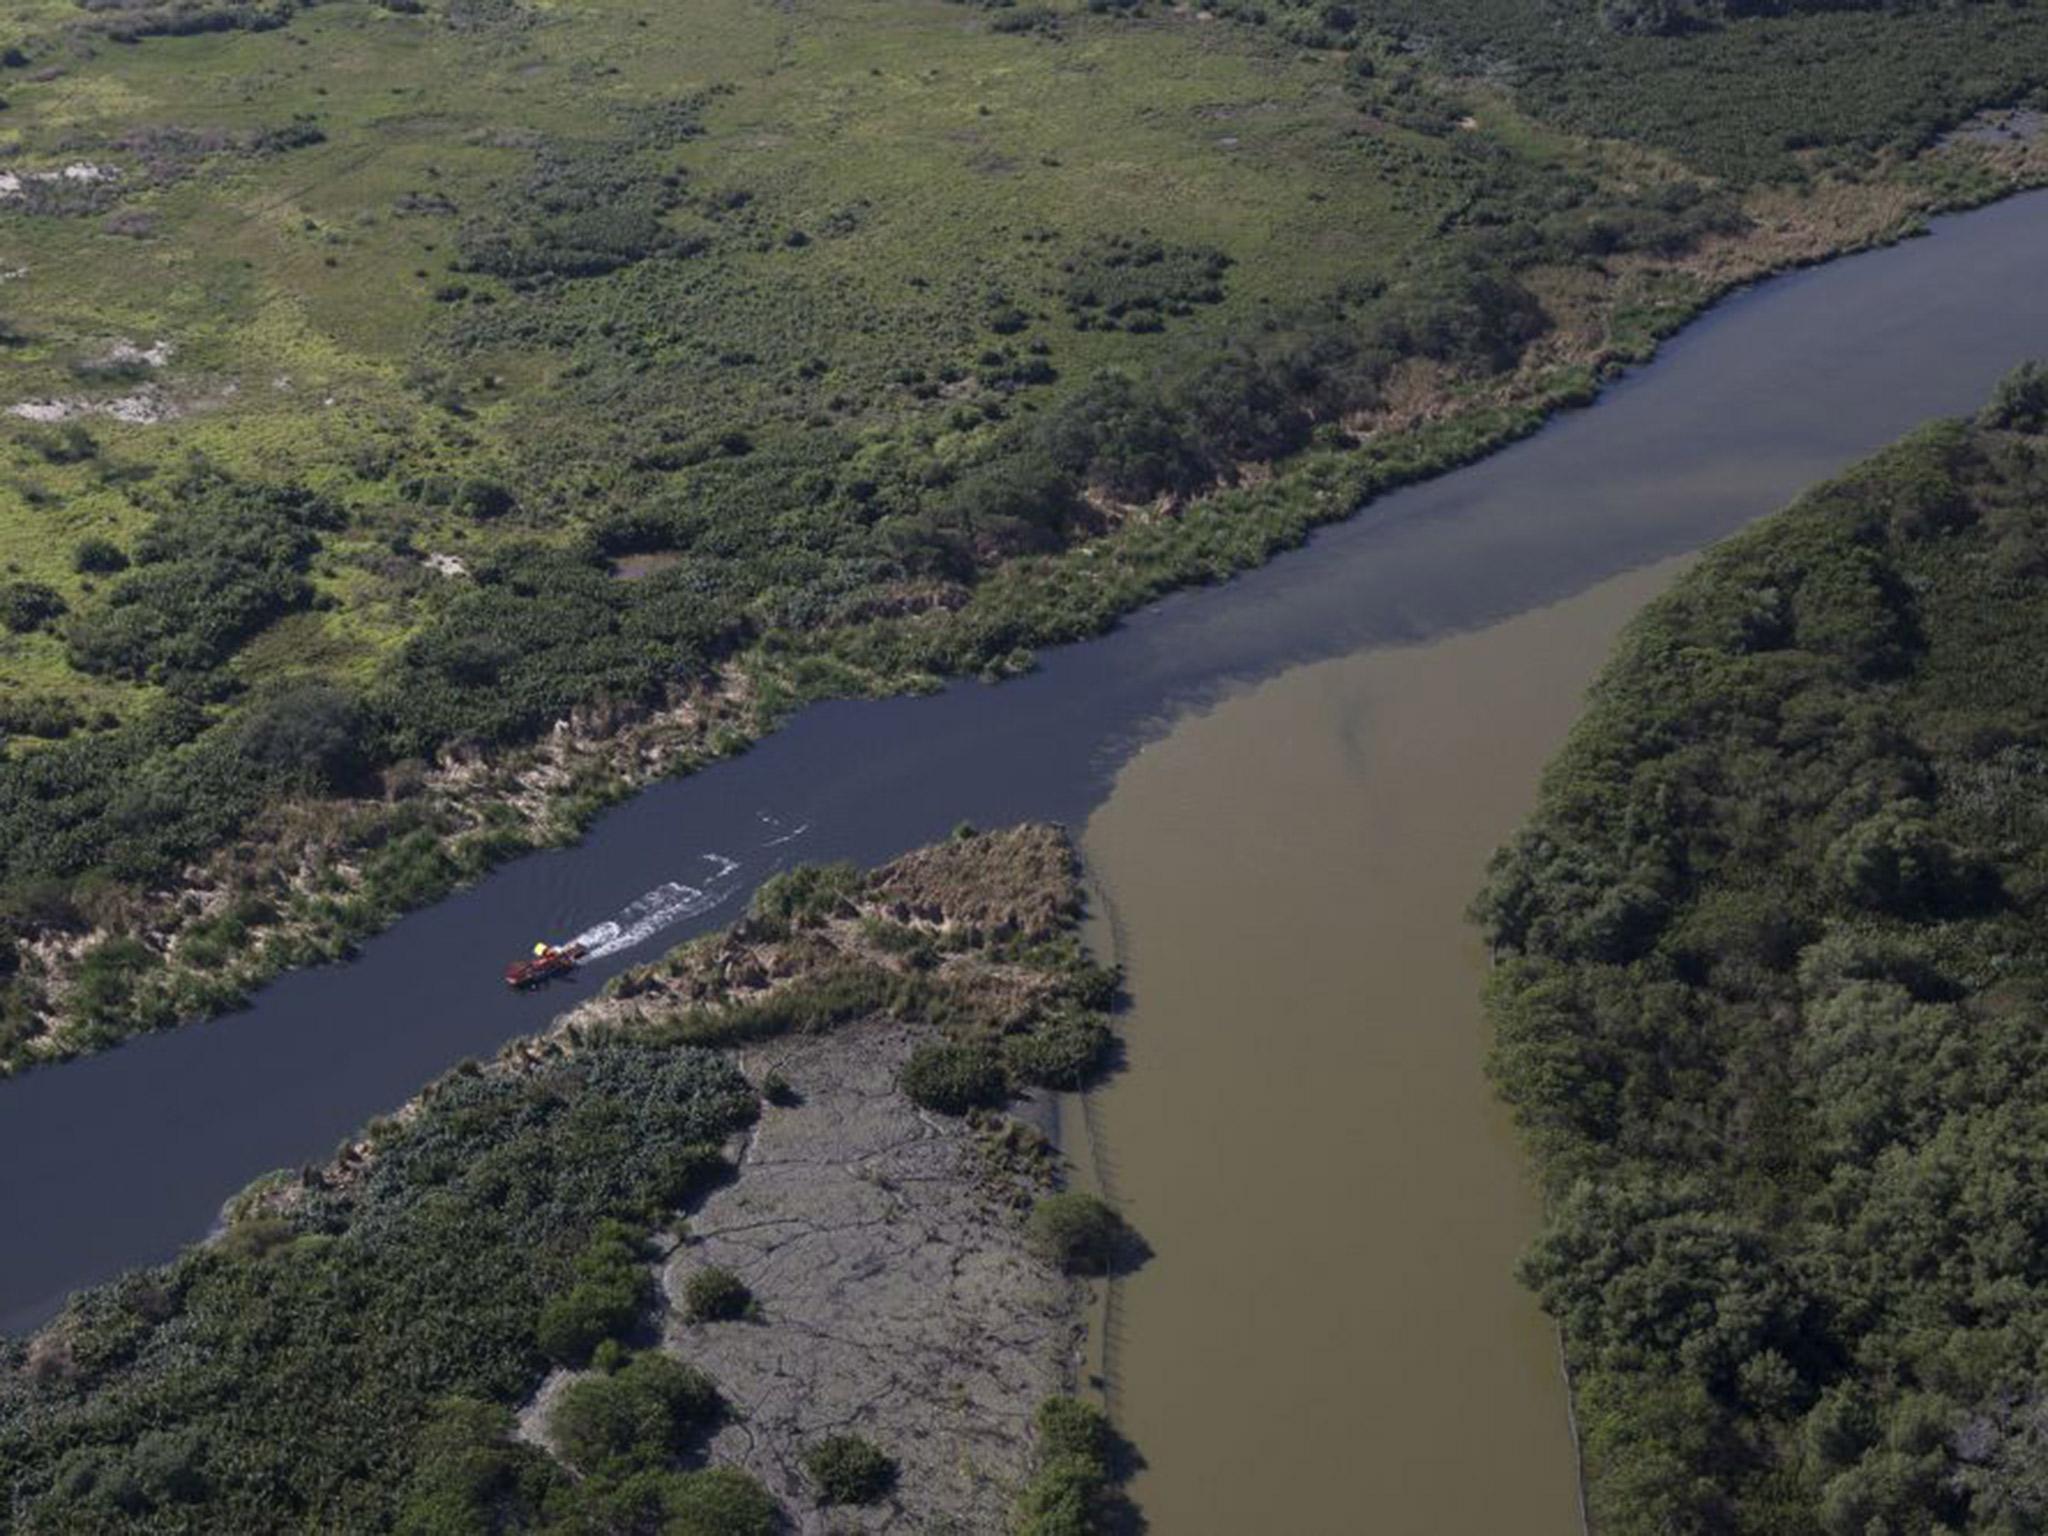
xmin=4 ymin=193 xmax=2048 ymax=1518
xmin=1079 ymin=556 xmax=1688 ymax=1532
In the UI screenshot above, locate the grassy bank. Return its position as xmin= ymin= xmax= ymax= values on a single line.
xmin=1476 ymin=365 xmax=2048 ymax=1533
xmin=2 ymin=0 xmax=2045 ymax=1070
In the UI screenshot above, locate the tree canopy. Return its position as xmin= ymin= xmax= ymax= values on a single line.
xmin=1477 ymin=378 xmax=2048 ymax=1534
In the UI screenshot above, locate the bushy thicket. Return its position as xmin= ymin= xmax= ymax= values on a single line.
xmin=0 ymin=1041 xmax=760 ymax=1531
xmin=679 ymin=1265 xmax=753 ymax=1324
xmin=454 ymin=100 xmax=709 ymax=282
xmin=375 ymin=542 xmax=743 ymax=755
xmin=802 ymin=1433 xmax=897 ymax=1506
xmin=72 ymin=0 xmax=306 ymax=41
xmin=0 ymin=579 xmax=66 ymax=634
xmin=395 ymin=1389 xmax=779 ymax=1536
xmin=1061 ymin=235 xmax=1230 ymax=332
xmin=1014 ymin=1396 xmax=1137 ymax=1536
xmin=1303 ymin=0 xmax=2048 ymax=180
xmin=1026 ymin=1192 xmax=1134 ymax=1276
xmin=65 ymin=471 xmax=342 ymax=683
xmin=1474 ymin=383 xmax=2048 ymax=1533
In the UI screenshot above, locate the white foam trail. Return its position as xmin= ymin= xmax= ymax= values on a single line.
xmin=569 ymin=854 xmax=744 ymax=960
xmin=760 ymin=821 xmax=810 ymax=849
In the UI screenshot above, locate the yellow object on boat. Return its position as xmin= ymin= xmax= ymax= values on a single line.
xmin=534 ymin=941 xmax=549 ymax=957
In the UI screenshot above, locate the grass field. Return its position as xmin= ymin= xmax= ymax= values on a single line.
xmin=0 ymin=0 xmax=1553 ymax=698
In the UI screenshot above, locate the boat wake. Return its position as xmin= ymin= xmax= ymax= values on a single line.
xmin=563 ymin=814 xmax=814 ymax=963
xmin=569 ymin=855 xmax=745 ymax=960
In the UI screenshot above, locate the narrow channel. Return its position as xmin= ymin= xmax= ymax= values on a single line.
xmin=1083 ymin=556 xmax=1688 ymax=1531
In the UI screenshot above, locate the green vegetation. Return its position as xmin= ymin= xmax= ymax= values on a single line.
xmin=534 ymin=1220 xmax=655 ymax=1366
xmin=900 ymin=1035 xmax=1011 ymax=1114
xmin=547 ymin=1352 xmax=722 ymax=1477
xmin=801 ymin=1433 xmax=898 ymax=1507
xmin=618 ymin=827 xmax=1123 ymax=1126
xmin=0 ymin=1038 xmax=759 ymax=1530
xmin=0 ymin=823 xmax=1126 ymax=1529
xmin=1 ymin=0 xmax=2041 ymax=1071
xmin=1279 ymin=0 xmax=2048 ymax=183
xmin=1015 ymin=1396 xmax=1136 ymax=1536
xmin=1027 ymin=1191 xmax=1136 ymax=1276
xmin=1475 ymin=373 xmax=2048 ymax=1533
xmin=678 ymin=1266 xmax=753 ymax=1325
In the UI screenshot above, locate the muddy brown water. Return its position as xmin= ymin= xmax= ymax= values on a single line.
xmin=1081 ymin=557 xmax=1691 ymax=1534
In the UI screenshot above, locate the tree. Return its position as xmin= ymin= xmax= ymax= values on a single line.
xmin=233 ymin=680 xmax=368 ymax=793
xmin=73 ymin=536 xmax=129 ymax=574
xmin=1983 ymin=361 xmax=2048 ymax=434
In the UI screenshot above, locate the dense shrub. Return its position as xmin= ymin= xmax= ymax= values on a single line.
xmin=1004 ymin=1012 xmax=1113 ymax=1088
xmin=680 ymin=1265 xmax=753 ymax=1323
xmin=547 ymin=1352 xmax=722 ymax=1475
xmin=69 ymin=933 xmax=157 ymax=1022
xmin=375 ymin=545 xmax=739 ymax=753
xmin=801 ymin=1433 xmax=897 ymax=1505
xmin=899 ymin=1037 xmax=1008 ymax=1114
xmin=73 ymin=535 xmax=130 ymax=574
xmin=537 ymin=1221 xmax=655 ymax=1364
xmin=1015 ymin=1397 xmax=1134 ymax=1536
xmin=0 ymin=1041 xmax=757 ymax=1528
xmin=231 ymin=679 xmax=369 ymax=794
xmin=1983 ymin=360 xmax=2048 ymax=434
xmin=1475 ymin=389 xmax=2048 ymax=1533
xmin=0 ymin=580 xmax=66 ymax=633
xmin=0 ymin=693 xmax=85 ymax=741
xmin=749 ymin=861 xmax=861 ymax=932
xmin=1061 ymin=235 xmax=1230 ymax=332
xmin=641 ymin=1465 xmax=782 ymax=1536
xmin=1026 ymin=1192 xmax=1133 ymax=1275
xmin=1276 ymin=0 xmax=2048 ymax=180
xmin=65 ymin=472 xmax=340 ymax=682
xmin=1035 ymin=1396 xmax=1115 ymax=1464
xmin=455 ymin=117 xmax=703 ymax=281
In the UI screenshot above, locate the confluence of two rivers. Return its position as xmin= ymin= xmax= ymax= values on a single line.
xmin=6 ymin=190 xmax=2048 ymax=1531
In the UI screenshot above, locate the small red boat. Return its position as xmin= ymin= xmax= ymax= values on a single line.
xmin=505 ymin=941 xmax=587 ymax=990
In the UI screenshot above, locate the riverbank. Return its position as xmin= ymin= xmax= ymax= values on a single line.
xmin=1476 ymin=384 xmax=2048 ymax=1532
xmin=6 ymin=121 xmax=2046 ymax=1077
xmin=0 ymin=824 xmax=1129 ymax=1531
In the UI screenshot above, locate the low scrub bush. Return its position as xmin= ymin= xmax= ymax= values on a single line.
xmin=548 ymin=1351 xmax=722 ymax=1476
xmin=680 ymin=1265 xmax=753 ymax=1323
xmin=801 ymin=1433 xmax=897 ymax=1506
xmin=1027 ymin=1192 xmax=1133 ymax=1275
xmin=899 ymin=1037 xmax=1008 ymax=1114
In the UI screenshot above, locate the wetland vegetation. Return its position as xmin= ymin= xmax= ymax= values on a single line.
xmin=0 ymin=824 xmax=1131 ymax=1531
xmin=1477 ymin=368 xmax=2048 ymax=1534
xmin=1 ymin=0 xmax=2044 ymax=1072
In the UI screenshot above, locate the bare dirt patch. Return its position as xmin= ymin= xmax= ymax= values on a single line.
xmin=672 ymin=1022 xmax=1077 ymax=1532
